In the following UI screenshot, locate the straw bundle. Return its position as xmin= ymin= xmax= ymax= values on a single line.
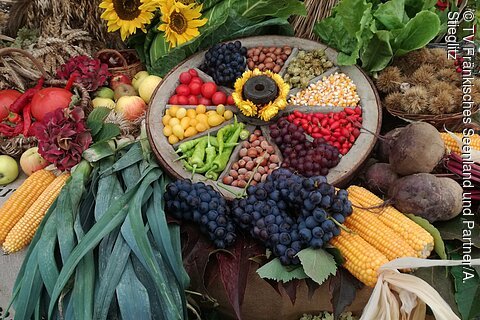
xmin=291 ymin=0 xmax=339 ymax=40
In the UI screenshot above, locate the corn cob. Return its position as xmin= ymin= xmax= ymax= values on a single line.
xmin=347 ymin=186 xmax=434 ymax=258
xmin=0 ymin=169 xmax=56 ymax=244
xmin=440 ymin=132 xmax=480 ymax=154
xmin=3 ymin=173 xmax=70 ymax=254
xmin=330 ymin=231 xmax=389 ymax=287
xmin=344 ymin=206 xmax=417 ymax=260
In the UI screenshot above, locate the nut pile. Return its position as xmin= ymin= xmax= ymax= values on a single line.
xmin=289 ymin=73 xmax=360 ymax=108
xmin=246 ymin=46 xmax=292 ymax=73
xmin=222 ymin=129 xmax=280 ymax=187
xmin=283 ymin=49 xmax=334 ymax=88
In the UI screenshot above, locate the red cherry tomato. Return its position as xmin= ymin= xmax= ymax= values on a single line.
xmin=177 ymin=95 xmax=189 ymax=105
xmin=187 ymin=95 xmax=199 ymax=105
xmin=198 ymin=97 xmax=212 ymax=105
xmin=201 ymin=82 xmax=217 ymax=99
xmin=190 ymin=77 xmax=203 ymax=85
xmin=176 ymin=84 xmax=191 ymax=96
xmin=0 ymin=89 xmax=22 ymax=120
xmin=169 ymin=94 xmax=179 ymax=105
xmin=211 ymin=91 xmax=227 ymax=105
xmin=179 ymin=72 xmax=192 ymax=85
xmin=226 ymin=95 xmax=235 ymax=105
xmin=188 ymin=82 xmax=202 ymax=96
xmin=188 ymin=69 xmax=198 ymax=77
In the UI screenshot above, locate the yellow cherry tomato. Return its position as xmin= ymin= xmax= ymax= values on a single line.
xmin=168 ymin=117 xmax=180 ymax=127
xmin=162 ymin=114 xmax=172 ymax=126
xmin=163 ymin=125 xmax=173 ymax=137
xmin=223 ymin=109 xmax=233 ymax=120
xmin=196 ymin=104 xmax=206 ymax=114
xmin=186 ymin=109 xmax=197 ymax=119
xmin=180 ymin=117 xmax=190 ymax=130
xmin=184 ymin=127 xmax=198 ymax=138
xmin=207 ymin=113 xmax=224 ymax=127
xmin=216 ymin=104 xmax=225 ymax=116
xmin=168 ymin=135 xmax=179 ymax=144
xmin=176 ymin=107 xmax=187 ymax=119
xmin=195 ymin=113 xmax=208 ymax=125
xmin=172 ymin=124 xmax=184 ymax=139
xmin=169 ymin=105 xmax=179 ymax=117
xmin=189 ymin=118 xmax=198 ymax=127
xmin=195 ymin=122 xmax=208 ymax=132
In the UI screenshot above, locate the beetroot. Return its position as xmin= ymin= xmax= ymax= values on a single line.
xmin=365 ymin=163 xmax=399 ymax=194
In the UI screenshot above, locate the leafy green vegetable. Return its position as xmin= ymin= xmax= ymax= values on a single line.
xmin=257 ymin=258 xmax=309 ymax=283
xmin=392 ymin=11 xmax=440 ymax=56
xmin=406 ymin=213 xmax=447 ymax=259
xmin=297 ymin=248 xmax=337 ymax=286
xmin=314 ymin=0 xmax=441 ymax=73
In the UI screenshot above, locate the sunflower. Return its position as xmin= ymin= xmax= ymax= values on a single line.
xmin=158 ymin=0 xmax=207 ymax=48
xmin=99 ymin=0 xmax=159 ymax=41
xmin=233 ymin=69 xmax=290 ymax=121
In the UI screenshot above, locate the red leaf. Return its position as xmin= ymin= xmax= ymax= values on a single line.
xmin=329 ymin=268 xmax=363 ymax=320
xmin=281 ymin=279 xmax=299 ymax=305
xmin=216 ymin=235 xmax=263 ymax=320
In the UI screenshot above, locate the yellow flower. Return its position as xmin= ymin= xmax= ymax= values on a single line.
xmin=233 ymin=69 xmax=290 ymax=121
xmin=99 ymin=0 xmax=159 ymax=41
xmin=158 ymin=0 xmax=207 ymax=48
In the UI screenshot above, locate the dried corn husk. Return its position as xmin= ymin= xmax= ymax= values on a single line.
xmin=361 ymin=257 xmax=480 ymax=320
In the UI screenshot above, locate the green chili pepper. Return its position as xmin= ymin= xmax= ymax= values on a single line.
xmin=216 ymin=123 xmax=235 ymax=155
xmin=194 ymin=136 xmax=217 ymax=174
xmin=209 ymin=123 xmax=244 ymax=174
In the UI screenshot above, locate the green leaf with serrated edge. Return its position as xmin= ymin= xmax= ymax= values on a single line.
xmin=116 ymin=258 xmax=152 ymax=320
xmin=406 ymin=213 xmax=447 ymax=259
xmin=256 ymin=258 xmax=308 ymax=283
xmin=47 ymin=181 xmax=141 ymax=318
xmin=297 ymin=248 xmax=337 ymax=286
xmin=95 ymin=123 xmax=121 ymax=143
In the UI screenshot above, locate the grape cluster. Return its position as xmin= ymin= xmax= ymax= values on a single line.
xmin=164 ymin=180 xmax=236 ymax=248
xmin=269 ymin=118 xmax=341 ymax=177
xmin=200 ymin=41 xmax=248 ymax=87
xmin=231 ymin=168 xmax=353 ymax=265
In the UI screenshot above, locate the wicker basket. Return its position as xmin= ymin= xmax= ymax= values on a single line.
xmin=95 ymin=49 xmax=144 ymax=79
xmin=0 ymin=47 xmax=91 ymax=157
xmin=386 ymin=104 xmax=480 ymax=131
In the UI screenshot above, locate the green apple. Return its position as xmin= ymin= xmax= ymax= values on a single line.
xmin=139 ymin=75 xmax=162 ymax=104
xmin=132 ymin=71 xmax=149 ymax=91
xmin=92 ymin=97 xmax=115 ymax=109
xmin=0 ymin=155 xmax=19 ymax=185
xmin=94 ymin=87 xmax=115 ymax=100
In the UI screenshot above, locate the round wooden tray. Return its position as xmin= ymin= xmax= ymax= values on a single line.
xmin=147 ymin=36 xmax=382 ymax=198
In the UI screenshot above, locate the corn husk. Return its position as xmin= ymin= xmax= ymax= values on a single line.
xmin=361 ymin=257 xmax=480 ymax=320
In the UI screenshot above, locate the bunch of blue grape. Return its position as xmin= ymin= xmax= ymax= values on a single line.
xmin=231 ymin=168 xmax=353 ymax=265
xmin=200 ymin=41 xmax=247 ymax=87
xmin=269 ymin=118 xmax=341 ymax=177
xmin=164 ymin=180 xmax=236 ymax=248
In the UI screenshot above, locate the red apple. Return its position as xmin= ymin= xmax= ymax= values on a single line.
xmin=114 ymin=84 xmax=137 ymax=101
xmin=115 ymin=96 xmax=147 ymax=121
xmin=110 ymin=74 xmax=132 ymax=90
